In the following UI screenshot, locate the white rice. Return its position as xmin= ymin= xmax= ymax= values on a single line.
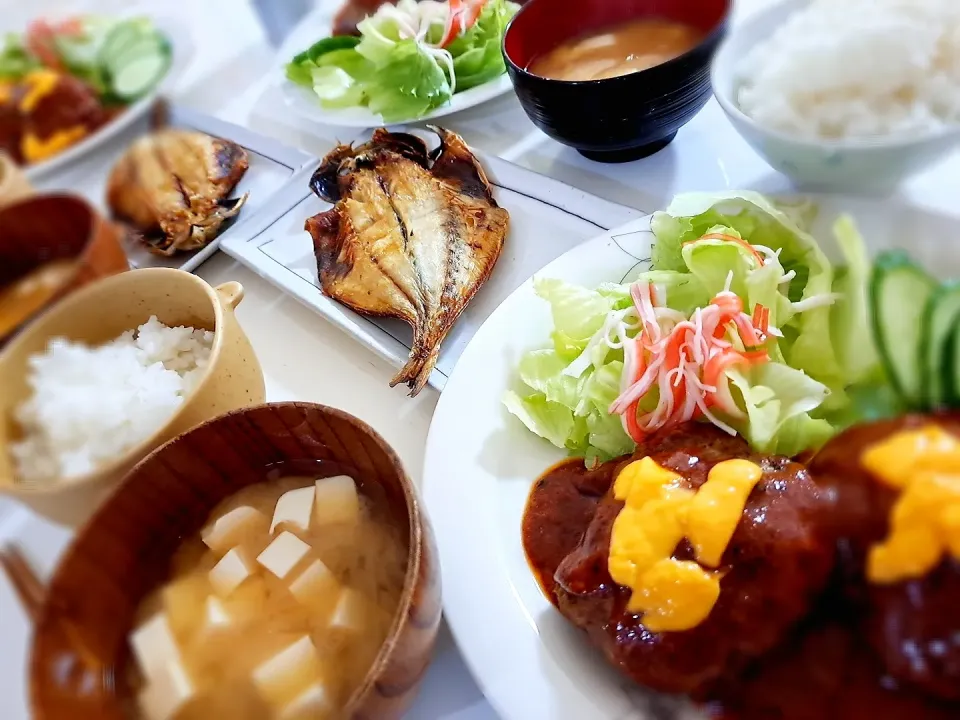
xmin=11 ymin=317 xmax=214 ymax=485
xmin=735 ymin=0 xmax=960 ymax=140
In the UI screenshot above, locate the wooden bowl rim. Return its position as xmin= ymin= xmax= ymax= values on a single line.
xmin=29 ymin=401 xmax=427 ymax=716
xmin=0 ymin=268 xmax=237 ymax=496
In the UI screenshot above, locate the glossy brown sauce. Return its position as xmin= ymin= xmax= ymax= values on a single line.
xmin=0 ymin=260 xmax=75 ymax=338
xmin=521 ymin=459 xmax=960 ymax=719
xmin=527 ymin=18 xmax=704 ymax=82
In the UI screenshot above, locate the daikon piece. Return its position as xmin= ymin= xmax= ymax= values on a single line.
xmin=278 ymin=680 xmax=334 ymax=719
xmin=222 ymin=574 xmax=268 ymax=623
xmin=314 ymin=475 xmax=360 ymax=527
xmin=252 ymin=635 xmax=322 ymax=707
xmin=138 ymin=660 xmax=195 ymax=720
xmin=201 ymin=506 xmax=267 ymax=554
xmin=130 ymin=613 xmax=180 ymax=680
xmin=289 ymin=559 xmax=340 ymax=611
xmin=258 ymin=531 xmax=311 ymax=580
xmin=270 ymin=486 xmax=316 ymax=534
xmin=209 ymin=547 xmax=253 ymax=597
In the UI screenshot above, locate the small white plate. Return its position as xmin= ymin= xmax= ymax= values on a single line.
xmin=33 ymin=104 xmax=313 ymax=273
xmin=275 ymin=5 xmax=516 ymax=129
xmin=23 ymin=16 xmax=193 ymax=181
xmin=220 ymin=132 xmax=643 ymax=391
xmin=420 ymin=195 xmax=960 ymax=720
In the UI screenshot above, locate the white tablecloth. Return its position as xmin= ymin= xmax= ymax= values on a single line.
xmin=2 ymin=0 xmax=959 ymax=718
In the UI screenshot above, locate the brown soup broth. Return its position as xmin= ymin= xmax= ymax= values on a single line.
xmin=126 ymin=461 xmax=409 ymax=719
xmin=527 ymin=17 xmax=705 ymax=82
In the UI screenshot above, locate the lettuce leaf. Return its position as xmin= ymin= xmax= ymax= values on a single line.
xmin=652 ymin=191 xmax=843 ymax=396
xmin=445 ymin=0 xmax=519 ymax=90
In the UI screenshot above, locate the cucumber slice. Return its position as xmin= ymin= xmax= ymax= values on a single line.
xmin=111 ymin=49 xmax=170 ymax=100
xmin=99 ymin=23 xmax=147 ymax=68
xmin=920 ymin=281 xmax=960 ymax=408
xmin=870 ymin=250 xmax=938 ymax=405
xmin=943 ymin=322 xmax=960 ymax=406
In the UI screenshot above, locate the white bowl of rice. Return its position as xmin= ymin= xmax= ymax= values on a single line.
xmin=711 ymin=0 xmax=960 ymax=192
xmin=0 ymin=268 xmax=265 ymax=527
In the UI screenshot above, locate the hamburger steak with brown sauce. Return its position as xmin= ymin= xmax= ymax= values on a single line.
xmin=522 ymin=423 xmax=835 ymax=696
xmin=809 ymin=414 xmax=960 ymax=703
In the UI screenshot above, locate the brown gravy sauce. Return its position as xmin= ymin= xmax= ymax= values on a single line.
xmin=521 ymin=460 xmax=960 ymax=719
xmin=527 ymin=18 xmax=705 ymax=82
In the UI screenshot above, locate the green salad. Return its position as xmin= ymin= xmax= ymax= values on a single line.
xmin=504 ymin=191 xmax=933 ymax=467
xmin=0 ymin=16 xmax=170 ymax=103
xmin=285 ymin=0 xmax=519 ymax=122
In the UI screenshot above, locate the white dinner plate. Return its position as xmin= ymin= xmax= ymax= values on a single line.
xmin=421 ymin=194 xmax=960 ymax=720
xmin=275 ymin=5 xmax=515 ymax=129
xmin=23 ymin=16 xmax=193 ymax=180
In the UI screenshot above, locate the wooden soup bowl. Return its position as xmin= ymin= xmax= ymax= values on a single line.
xmin=29 ymin=402 xmax=442 ymax=720
xmin=0 ymin=193 xmax=128 ymax=342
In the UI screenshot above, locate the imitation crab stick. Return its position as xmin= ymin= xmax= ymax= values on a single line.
xmin=612 ymin=286 xmax=772 ymax=439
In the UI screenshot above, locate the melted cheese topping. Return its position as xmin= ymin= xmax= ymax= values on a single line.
xmin=863 ymin=425 xmax=960 ymax=583
xmin=608 ymin=456 xmax=763 ymax=632
xmin=22 ymin=126 xmax=87 ymax=163
xmin=18 ymin=69 xmax=60 ymax=114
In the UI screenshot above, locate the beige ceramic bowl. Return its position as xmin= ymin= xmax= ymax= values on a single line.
xmin=0 ymin=152 xmax=32 ymax=209
xmin=0 ymin=268 xmax=266 ymax=526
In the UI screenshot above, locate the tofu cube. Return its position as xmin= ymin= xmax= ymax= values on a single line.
xmin=138 ymin=660 xmax=195 ymax=720
xmin=314 ymin=475 xmax=360 ymax=527
xmin=162 ymin=575 xmax=208 ymax=640
xmin=279 ymin=681 xmax=334 ymax=719
xmin=328 ymin=588 xmax=367 ymax=635
xmin=257 ymin=531 xmax=311 ymax=580
xmin=271 ymin=486 xmax=316 ymax=534
xmin=201 ymin=506 xmax=268 ymax=554
xmin=289 ymin=559 xmax=340 ymax=613
xmin=195 ymin=596 xmax=231 ymax=641
xmin=252 ymin=635 xmax=322 ymax=707
xmin=209 ymin=547 xmax=254 ymax=597
xmin=130 ymin=613 xmax=180 ymax=681
xmin=222 ymin=575 xmax=269 ymax=623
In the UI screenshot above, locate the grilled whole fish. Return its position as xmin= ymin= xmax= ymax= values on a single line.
xmin=106 ymin=129 xmax=249 ymax=256
xmin=305 ymin=127 xmax=509 ymax=396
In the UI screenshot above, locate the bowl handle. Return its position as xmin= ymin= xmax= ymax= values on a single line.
xmin=215 ymin=281 xmax=244 ymax=309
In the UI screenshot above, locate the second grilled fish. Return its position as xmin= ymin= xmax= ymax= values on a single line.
xmin=305 ymin=127 xmax=510 ymax=396
xmin=106 ymin=129 xmax=249 ymax=256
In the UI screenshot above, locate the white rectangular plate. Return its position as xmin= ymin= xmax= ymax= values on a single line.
xmin=220 ymin=146 xmax=644 ymax=391
xmin=30 ymin=105 xmax=313 ymax=273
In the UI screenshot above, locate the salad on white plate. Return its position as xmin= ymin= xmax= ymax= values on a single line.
xmin=504 ymin=191 xmax=921 ymax=466
xmin=285 ymin=0 xmax=518 ymax=123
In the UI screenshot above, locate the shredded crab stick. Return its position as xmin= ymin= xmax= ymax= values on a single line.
xmin=610 ymin=282 xmax=774 ymax=443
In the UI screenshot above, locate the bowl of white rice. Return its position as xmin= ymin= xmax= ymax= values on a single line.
xmin=0 ymin=268 xmax=265 ymax=526
xmin=711 ymin=0 xmax=960 ymax=192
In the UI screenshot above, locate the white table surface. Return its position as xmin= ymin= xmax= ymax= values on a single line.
xmin=2 ymin=0 xmax=959 ymax=718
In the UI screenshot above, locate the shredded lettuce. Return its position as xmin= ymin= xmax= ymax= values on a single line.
xmin=505 ymin=191 xmax=881 ymax=464
xmin=285 ymin=0 xmax=518 ymax=121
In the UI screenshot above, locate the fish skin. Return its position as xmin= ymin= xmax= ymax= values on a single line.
xmin=106 ymin=129 xmax=249 ymax=256
xmin=306 ymin=128 xmax=509 ymax=396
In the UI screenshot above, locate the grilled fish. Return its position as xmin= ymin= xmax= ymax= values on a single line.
xmin=305 ymin=127 xmax=509 ymax=396
xmin=106 ymin=129 xmax=249 ymax=256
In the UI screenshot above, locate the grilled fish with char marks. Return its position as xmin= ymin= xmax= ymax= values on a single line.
xmin=106 ymin=129 xmax=249 ymax=256
xmin=305 ymin=127 xmax=509 ymax=396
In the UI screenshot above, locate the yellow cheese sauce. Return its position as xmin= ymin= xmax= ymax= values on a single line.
xmin=18 ymin=69 xmax=60 ymax=114
xmin=608 ymin=456 xmax=762 ymax=632
xmin=861 ymin=425 xmax=960 ymax=583
xmin=22 ymin=126 xmax=87 ymax=163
